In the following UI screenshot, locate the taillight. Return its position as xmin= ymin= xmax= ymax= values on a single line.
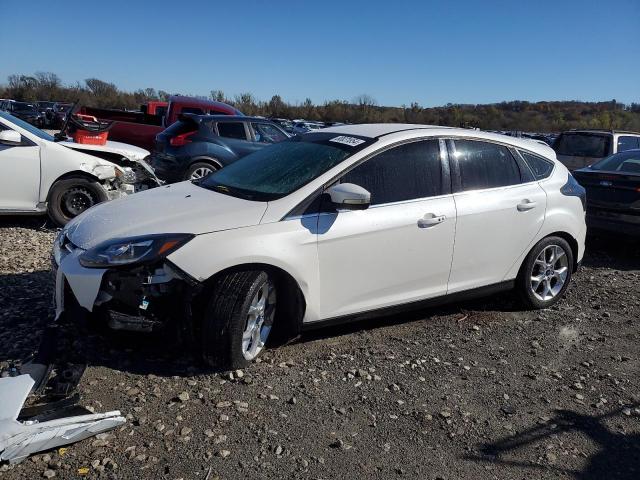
xmin=169 ymin=131 xmax=196 ymax=146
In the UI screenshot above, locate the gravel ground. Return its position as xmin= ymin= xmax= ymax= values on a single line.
xmin=0 ymin=217 xmax=638 ymax=480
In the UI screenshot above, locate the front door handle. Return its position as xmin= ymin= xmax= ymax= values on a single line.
xmin=517 ymin=200 xmax=537 ymax=211
xmin=417 ymin=213 xmax=446 ymax=228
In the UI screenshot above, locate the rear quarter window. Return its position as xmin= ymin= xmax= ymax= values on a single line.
xmin=519 ymin=151 xmax=555 ymax=179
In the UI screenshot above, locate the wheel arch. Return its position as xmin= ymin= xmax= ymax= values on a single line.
xmin=517 ymin=231 xmax=580 ymax=278
xmin=198 ymin=262 xmax=307 ymax=340
xmin=188 ymin=156 xmax=224 ymax=170
xmin=45 ymin=170 xmax=105 ymax=202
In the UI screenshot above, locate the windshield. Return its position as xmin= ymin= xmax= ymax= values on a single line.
xmin=199 ymin=132 xmax=376 ymax=201
xmin=590 ymin=150 xmax=640 ymax=174
xmin=0 ymin=111 xmax=54 ymax=141
xmin=554 ymin=133 xmax=611 ymax=158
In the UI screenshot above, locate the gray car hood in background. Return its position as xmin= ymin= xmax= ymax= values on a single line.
xmin=65 ymin=182 xmax=268 ymax=249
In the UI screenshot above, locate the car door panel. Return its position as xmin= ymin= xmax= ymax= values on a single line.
xmin=448 ymin=183 xmax=546 ymax=293
xmin=0 ymin=142 xmax=40 ymax=211
xmin=317 ymin=196 xmax=456 ymax=318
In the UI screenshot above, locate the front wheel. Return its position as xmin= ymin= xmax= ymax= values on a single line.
xmin=47 ymin=177 xmax=108 ymax=226
xmin=201 ymin=271 xmax=276 ymax=369
xmin=516 ymin=236 xmax=574 ymax=309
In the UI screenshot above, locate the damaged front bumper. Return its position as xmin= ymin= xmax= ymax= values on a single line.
xmin=53 ymin=236 xmax=201 ymax=335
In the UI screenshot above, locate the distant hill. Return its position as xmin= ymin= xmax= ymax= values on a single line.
xmin=3 ymin=72 xmax=639 ymax=133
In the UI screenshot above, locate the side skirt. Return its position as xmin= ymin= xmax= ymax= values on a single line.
xmin=301 ymin=280 xmax=515 ymax=331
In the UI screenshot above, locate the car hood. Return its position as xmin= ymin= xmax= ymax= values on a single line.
xmin=60 ymin=140 xmax=150 ymax=161
xmin=65 ymin=181 xmax=268 ymax=249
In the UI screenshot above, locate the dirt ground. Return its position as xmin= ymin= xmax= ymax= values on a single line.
xmin=0 ymin=217 xmax=638 ymax=480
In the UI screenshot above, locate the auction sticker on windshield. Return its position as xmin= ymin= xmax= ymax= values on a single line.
xmin=330 ymin=136 xmax=366 ymax=147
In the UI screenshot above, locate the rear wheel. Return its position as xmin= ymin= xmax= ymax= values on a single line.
xmin=517 ymin=236 xmax=573 ymax=309
xmin=201 ymin=271 xmax=276 ymax=369
xmin=185 ymin=161 xmax=218 ymax=181
xmin=47 ymin=177 xmax=108 ymax=226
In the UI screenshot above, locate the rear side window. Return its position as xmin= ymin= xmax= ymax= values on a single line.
xmin=617 ymin=136 xmax=640 ymax=152
xmin=519 ymin=151 xmax=554 ymax=179
xmin=217 ymin=122 xmax=248 ymax=140
xmin=252 ymin=123 xmax=288 ymax=143
xmin=163 ymin=119 xmax=198 ymax=136
xmin=554 ymin=133 xmax=611 ymax=158
xmin=341 ymin=140 xmax=443 ymax=205
xmin=453 ymin=140 xmax=521 ymax=191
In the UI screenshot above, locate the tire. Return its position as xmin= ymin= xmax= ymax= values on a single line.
xmin=47 ymin=177 xmax=108 ymax=226
xmin=201 ymin=270 xmax=276 ymax=369
xmin=516 ymin=236 xmax=574 ymax=309
xmin=184 ymin=161 xmax=218 ymax=181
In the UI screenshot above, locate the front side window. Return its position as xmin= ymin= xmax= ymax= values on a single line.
xmin=0 ymin=111 xmax=54 ymax=141
xmin=217 ymin=122 xmax=248 ymax=140
xmin=553 ymin=133 xmax=612 ymax=158
xmin=252 ymin=123 xmax=288 ymax=143
xmin=454 ymin=140 xmax=521 ymax=191
xmin=617 ymin=136 xmax=640 ymax=152
xmin=341 ymin=140 xmax=443 ymax=205
xmin=519 ymin=150 xmax=554 ymax=179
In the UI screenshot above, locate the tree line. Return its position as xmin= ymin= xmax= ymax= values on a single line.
xmin=3 ymin=72 xmax=640 ymax=133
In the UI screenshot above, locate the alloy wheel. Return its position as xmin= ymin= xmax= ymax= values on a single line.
xmin=190 ymin=167 xmax=213 ymax=180
xmin=530 ymin=244 xmax=569 ymax=301
xmin=241 ymin=281 xmax=276 ymax=360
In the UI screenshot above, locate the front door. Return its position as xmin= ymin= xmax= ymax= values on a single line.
xmin=316 ymin=139 xmax=456 ymax=319
xmin=0 ymin=125 xmax=40 ymax=211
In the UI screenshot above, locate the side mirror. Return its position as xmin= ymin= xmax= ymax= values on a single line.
xmin=326 ymin=183 xmax=371 ymax=210
xmin=0 ymin=130 xmax=22 ymax=146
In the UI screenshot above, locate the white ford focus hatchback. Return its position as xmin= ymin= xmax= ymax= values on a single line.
xmin=53 ymin=124 xmax=586 ymax=368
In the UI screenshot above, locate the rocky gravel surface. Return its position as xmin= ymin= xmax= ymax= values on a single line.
xmin=0 ymin=217 xmax=638 ymax=479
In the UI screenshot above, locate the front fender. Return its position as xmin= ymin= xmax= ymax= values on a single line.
xmin=167 ymin=219 xmax=321 ymax=322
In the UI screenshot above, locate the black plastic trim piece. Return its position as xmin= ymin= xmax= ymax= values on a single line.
xmin=302 ymin=280 xmax=515 ymax=331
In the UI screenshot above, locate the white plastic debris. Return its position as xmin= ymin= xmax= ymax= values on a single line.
xmin=0 ymin=374 xmax=125 ymax=464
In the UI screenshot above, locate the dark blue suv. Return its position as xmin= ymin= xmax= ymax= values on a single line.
xmin=151 ymin=115 xmax=289 ymax=182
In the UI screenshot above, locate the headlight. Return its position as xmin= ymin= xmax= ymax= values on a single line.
xmin=79 ymin=234 xmax=194 ymax=268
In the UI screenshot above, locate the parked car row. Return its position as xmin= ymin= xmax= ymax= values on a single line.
xmin=1 ymin=95 xmax=638 ymax=240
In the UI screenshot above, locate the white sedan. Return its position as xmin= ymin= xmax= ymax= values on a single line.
xmin=54 ymin=124 xmax=587 ymax=369
xmin=0 ymin=111 xmax=156 ymax=225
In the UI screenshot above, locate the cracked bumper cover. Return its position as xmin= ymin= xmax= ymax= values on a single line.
xmin=53 ymin=241 xmax=201 ymax=332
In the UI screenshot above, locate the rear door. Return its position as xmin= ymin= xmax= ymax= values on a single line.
xmin=316 ymin=139 xmax=456 ymax=319
xmin=215 ymin=121 xmax=264 ymax=157
xmin=447 ymin=139 xmax=547 ymax=293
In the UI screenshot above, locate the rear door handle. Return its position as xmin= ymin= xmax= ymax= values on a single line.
xmin=517 ymin=200 xmax=537 ymax=211
xmin=417 ymin=213 xmax=446 ymax=228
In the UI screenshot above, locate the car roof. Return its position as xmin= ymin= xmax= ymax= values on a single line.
xmin=318 ymin=123 xmax=557 ymax=159
xmin=181 ymin=114 xmax=276 ymax=123
xmin=562 ymin=129 xmax=640 ymax=136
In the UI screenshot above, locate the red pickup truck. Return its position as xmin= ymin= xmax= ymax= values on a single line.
xmin=81 ymin=96 xmax=242 ymax=151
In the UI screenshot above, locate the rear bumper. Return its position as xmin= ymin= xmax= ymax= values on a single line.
xmin=586 ymin=210 xmax=640 ymax=236
xmin=149 ymin=154 xmax=186 ymax=183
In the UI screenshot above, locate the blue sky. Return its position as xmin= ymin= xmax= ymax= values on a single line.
xmin=2 ymin=0 xmax=638 ymax=107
